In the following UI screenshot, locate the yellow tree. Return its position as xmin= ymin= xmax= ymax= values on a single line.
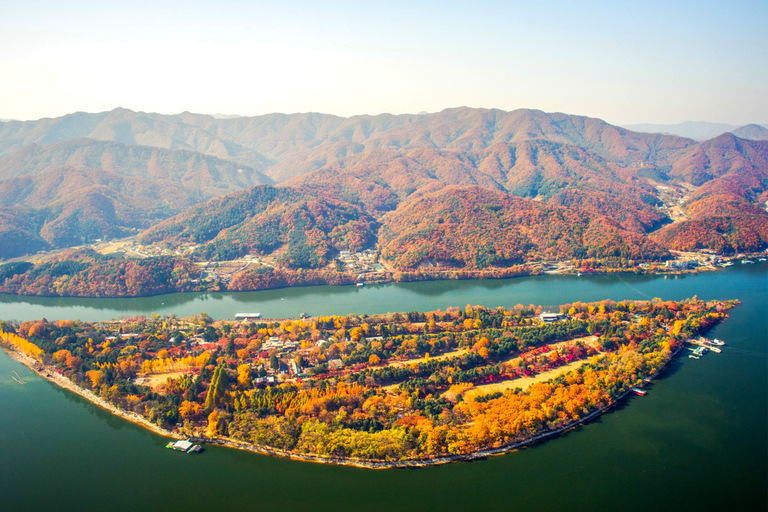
xmin=179 ymin=400 xmax=203 ymax=419
xmin=237 ymin=364 xmax=251 ymax=387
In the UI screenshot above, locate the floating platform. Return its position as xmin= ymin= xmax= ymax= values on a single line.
xmin=166 ymin=439 xmax=202 ymax=453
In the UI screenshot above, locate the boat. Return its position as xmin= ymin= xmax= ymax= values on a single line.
xmin=759 ymin=258 xmax=767 ymax=262
xmin=234 ymin=313 xmax=261 ymax=320
xmin=689 ymin=354 xmax=700 ymax=359
xmin=631 ymin=388 xmax=647 ymax=396
xmin=741 ymin=260 xmax=754 ymax=264
xmin=710 ymin=338 xmax=725 ymax=346
xmin=166 ymin=439 xmax=202 ymax=453
xmin=356 ymin=282 xmax=365 ymax=287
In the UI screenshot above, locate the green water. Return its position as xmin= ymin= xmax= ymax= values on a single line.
xmin=1 ymin=265 xmax=766 ymax=511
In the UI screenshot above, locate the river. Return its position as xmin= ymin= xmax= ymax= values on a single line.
xmin=1 ymin=264 xmax=766 ymax=511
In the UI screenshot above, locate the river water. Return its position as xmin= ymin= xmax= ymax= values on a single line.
xmin=1 ymin=264 xmax=766 ymax=511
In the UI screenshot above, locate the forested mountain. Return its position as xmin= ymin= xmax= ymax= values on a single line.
xmin=377 ymin=186 xmax=668 ymax=269
xmin=0 ymin=107 xmax=696 ymax=182
xmin=730 ymin=124 xmax=768 ymax=141
xmin=0 ymin=139 xmax=273 ymax=258
xmin=2 ymin=107 xmax=767 ymax=264
xmin=0 ymin=109 xmax=273 ymax=170
xmin=623 ymin=121 xmax=768 ymax=141
xmin=141 ymin=186 xmax=376 ymax=266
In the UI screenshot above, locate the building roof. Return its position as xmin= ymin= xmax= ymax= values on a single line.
xmin=173 ymin=440 xmax=194 ymax=451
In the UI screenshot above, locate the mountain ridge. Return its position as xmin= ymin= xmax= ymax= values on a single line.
xmin=2 ymin=107 xmax=767 ymax=264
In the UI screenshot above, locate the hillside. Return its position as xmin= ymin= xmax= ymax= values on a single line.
xmin=141 ymin=186 xmax=377 ymax=267
xmin=730 ymin=124 xmax=768 ymax=141
xmin=2 ymin=107 xmax=767 ymax=264
xmin=377 ymin=186 xmax=668 ymax=269
xmin=0 ymin=107 xmax=696 ymax=182
xmin=0 ymin=140 xmax=273 ymax=258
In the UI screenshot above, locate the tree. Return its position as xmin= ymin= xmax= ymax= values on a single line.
xmin=270 ymin=354 xmax=279 ymax=370
xmin=227 ymin=336 xmax=236 ymax=355
xmin=204 ymin=366 xmax=228 ymax=410
xmin=86 ymin=370 xmax=105 ymax=388
xmin=368 ymin=354 xmax=381 ymax=365
xmin=237 ymin=364 xmax=251 ymax=387
xmin=207 ymin=410 xmax=220 ymax=437
xmin=179 ymin=400 xmax=202 ymax=419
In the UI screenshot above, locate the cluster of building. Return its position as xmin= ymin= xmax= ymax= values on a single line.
xmin=337 ymin=249 xmax=384 ymax=273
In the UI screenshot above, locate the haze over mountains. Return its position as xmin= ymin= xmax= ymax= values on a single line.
xmin=623 ymin=121 xmax=768 ymax=141
xmin=0 ymin=107 xmax=766 ymax=266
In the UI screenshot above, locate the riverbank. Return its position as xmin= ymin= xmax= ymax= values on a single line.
xmin=1 ymin=347 xmax=184 ymax=442
xmin=3 ymin=251 xmax=763 ymax=299
xmin=1 ymin=341 xmax=683 ymax=469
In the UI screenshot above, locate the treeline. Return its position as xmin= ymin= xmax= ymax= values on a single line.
xmin=0 ymin=250 xmax=205 ymax=297
xmin=228 ymin=267 xmax=357 ymax=291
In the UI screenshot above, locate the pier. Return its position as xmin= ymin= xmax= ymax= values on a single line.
xmin=686 ymin=337 xmax=725 ymax=358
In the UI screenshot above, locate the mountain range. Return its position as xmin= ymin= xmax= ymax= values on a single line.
xmin=1 ymin=107 xmax=767 ymax=267
xmin=623 ymin=121 xmax=768 ymax=141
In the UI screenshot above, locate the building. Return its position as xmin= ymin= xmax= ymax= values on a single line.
xmin=539 ymin=312 xmax=565 ymax=323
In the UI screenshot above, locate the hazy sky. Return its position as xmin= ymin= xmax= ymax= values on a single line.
xmin=1 ymin=0 xmax=766 ymax=124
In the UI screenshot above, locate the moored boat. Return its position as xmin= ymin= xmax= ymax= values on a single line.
xmin=234 ymin=313 xmax=261 ymax=320
xmin=631 ymin=388 xmax=647 ymax=396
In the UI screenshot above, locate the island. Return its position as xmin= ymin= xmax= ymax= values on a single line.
xmin=0 ymin=297 xmax=737 ymax=468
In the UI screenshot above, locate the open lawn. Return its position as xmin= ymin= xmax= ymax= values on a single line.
xmin=133 ymin=371 xmax=188 ymax=392
xmin=463 ymin=358 xmax=592 ymax=400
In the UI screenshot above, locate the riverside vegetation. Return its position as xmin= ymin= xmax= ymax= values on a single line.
xmin=0 ymin=297 xmax=736 ymax=464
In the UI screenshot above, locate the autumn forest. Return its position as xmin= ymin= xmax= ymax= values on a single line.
xmin=0 ymin=298 xmax=736 ymax=464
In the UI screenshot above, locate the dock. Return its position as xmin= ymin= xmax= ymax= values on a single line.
xmin=166 ymin=439 xmax=202 ymax=453
xmin=686 ymin=337 xmax=725 ymax=358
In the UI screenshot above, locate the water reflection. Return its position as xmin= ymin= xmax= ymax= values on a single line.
xmin=0 ymin=263 xmax=765 ymax=323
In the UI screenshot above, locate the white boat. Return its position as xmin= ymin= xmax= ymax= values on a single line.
xmin=356 ymin=282 xmax=365 ymax=287
xmin=234 ymin=313 xmax=261 ymax=320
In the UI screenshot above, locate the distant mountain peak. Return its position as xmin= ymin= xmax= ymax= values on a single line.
xmin=730 ymin=124 xmax=768 ymax=141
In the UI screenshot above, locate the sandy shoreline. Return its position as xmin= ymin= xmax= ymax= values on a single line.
xmin=1 ymin=347 xmax=184 ymax=441
xmin=1 ymin=344 xmax=680 ymax=469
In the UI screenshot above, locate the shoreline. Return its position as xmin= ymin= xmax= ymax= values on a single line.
xmin=0 ymin=260 xmax=753 ymax=300
xmin=1 ymin=348 xmax=184 ymax=442
xmin=1 ymin=343 xmax=683 ymax=470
